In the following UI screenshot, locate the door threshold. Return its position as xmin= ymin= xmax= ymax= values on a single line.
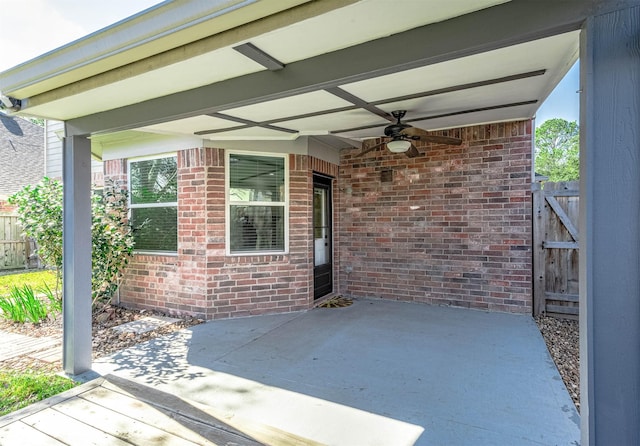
xmin=313 ymin=293 xmax=338 ymax=307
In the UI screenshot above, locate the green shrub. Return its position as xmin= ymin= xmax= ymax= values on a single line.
xmin=8 ymin=177 xmax=63 ymax=272
xmin=9 ymin=178 xmax=135 ymax=309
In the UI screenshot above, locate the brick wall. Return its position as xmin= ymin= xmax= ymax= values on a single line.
xmin=337 ymin=120 xmax=533 ymax=313
xmin=109 ymin=120 xmax=531 ymax=319
xmin=111 ymin=149 xmax=336 ymax=319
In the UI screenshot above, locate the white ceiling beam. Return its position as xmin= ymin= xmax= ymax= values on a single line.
xmin=65 ymin=0 xmax=595 ymax=136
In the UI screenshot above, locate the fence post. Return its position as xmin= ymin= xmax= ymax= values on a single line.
xmin=24 ymin=236 xmax=31 ymax=269
xmin=532 ymin=182 xmax=546 ymax=316
xmin=0 ymin=215 xmax=31 ymax=271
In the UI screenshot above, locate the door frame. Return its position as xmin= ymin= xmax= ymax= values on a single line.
xmin=313 ymin=173 xmax=333 ymax=299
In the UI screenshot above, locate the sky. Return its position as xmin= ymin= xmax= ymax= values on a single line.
xmin=0 ymin=1 xmax=579 ymax=127
xmin=535 ymin=62 xmax=580 ymax=126
xmin=0 ymin=0 xmax=163 ymax=70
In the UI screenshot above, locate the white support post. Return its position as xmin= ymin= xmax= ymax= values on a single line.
xmin=62 ymin=135 xmax=92 ymax=375
xmin=580 ymin=5 xmax=640 ymax=445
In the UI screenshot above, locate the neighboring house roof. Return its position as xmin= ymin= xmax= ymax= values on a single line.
xmin=0 ymin=112 xmax=43 ymax=199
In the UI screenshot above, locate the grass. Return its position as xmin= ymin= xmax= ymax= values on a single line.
xmin=0 ymin=369 xmax=77 ymax=416
xmin=0 ymin=270 xmax=58 ymax=296
xmin=0 ymin=269 xmax=71 ymax=416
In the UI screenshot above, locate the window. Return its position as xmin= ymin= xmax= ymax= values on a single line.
xmin=129 ymin=155 xmax=178 ymax=252
xmin=227 ymin=152 xmax=287 ymax=254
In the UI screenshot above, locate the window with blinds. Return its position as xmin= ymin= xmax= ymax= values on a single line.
xmin=227 ymin=152 xmax=287 ymax=254
xmin=128 ymin=155 xmax=178 ymax=253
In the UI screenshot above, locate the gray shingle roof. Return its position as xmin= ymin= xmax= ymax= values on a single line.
xmin=0 ymin=113 xmax=44 ymax=199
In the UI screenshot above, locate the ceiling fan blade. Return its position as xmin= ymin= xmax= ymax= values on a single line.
xmin=402 ymin=126 xmax=463 ymax=145
xmin=420 ymin=135 xmax=463 ymax=145
xmin=404 ymin=144 xmax=420 ymax=158
xmin=355 ymin=140 xmax=386 ymax=157
xmin=402 ymin=126 xmax=427 ymax=136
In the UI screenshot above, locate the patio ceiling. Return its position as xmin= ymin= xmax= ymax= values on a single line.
xmin=0 ymin=0 xmax=583 ymax=151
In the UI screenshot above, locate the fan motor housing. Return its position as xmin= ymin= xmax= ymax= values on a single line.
xmin=384 ymin=122 xmax=410 ymax=137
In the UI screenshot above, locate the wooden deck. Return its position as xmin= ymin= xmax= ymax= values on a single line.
xmin=0 ymin=332 xmax=61 ymax=363
xmin=0 ymin=374 xmax=321 ymax=446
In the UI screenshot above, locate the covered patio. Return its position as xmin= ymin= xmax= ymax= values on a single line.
xmin=1 ymin=1 xmax=639 ymax=444
xmin=2 ymin=299 xmax=579 ymax=445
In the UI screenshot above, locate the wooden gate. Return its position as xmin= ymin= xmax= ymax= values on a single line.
xmin=533 ymin=181 xmax=579 ymax=318
xmin=0 ymin=215 xmax=30 ymax=270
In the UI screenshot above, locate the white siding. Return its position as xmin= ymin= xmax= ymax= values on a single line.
xmin=45 ymin=120 xmax=64 ymax=179
xmin=45 ymin=120 xmax=103 ymax=183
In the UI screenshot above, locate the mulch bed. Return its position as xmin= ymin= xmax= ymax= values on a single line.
xmin=0 ymin=305 xmax=202 ymax=374
xmin=535 ymin=314 xmax=580 ymax=411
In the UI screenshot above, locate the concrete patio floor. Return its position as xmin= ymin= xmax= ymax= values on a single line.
xmin=87 ymin=299 xmax=580 ymax=445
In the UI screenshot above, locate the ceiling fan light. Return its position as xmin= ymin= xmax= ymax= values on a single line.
xmin=386 ymin=139 xmax=412 ymax=153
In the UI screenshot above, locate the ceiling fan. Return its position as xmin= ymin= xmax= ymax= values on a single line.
xmin=356 ymin=110 xmax=463 ymax=158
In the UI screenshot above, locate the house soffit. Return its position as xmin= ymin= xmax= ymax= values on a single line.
xmin=3 ymin=0 xmax=584 ymax=148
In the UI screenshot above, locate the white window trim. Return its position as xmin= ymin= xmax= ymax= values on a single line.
xmin=128 ymin=153 xmax=178 ymax=255
xmin=225 ymin=150 xmax=289 ymax=256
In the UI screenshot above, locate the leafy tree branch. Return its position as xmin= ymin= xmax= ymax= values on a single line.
xmin=535 ymin=118 xmax=579 ymax=181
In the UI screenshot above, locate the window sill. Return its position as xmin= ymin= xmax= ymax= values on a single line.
xmin=133 ymin=250 xmax=178 ymax=257
xmin=225 ymin=252 xmax=290 ymax=264
xmin=227 ymin=250 xmax=288 ymax=257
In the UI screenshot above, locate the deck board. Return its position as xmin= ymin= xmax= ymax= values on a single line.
xmin=53 ymin=396 xmax=204 ymax=446
xmin=79 ymin=386 xmax=255 ymax=445
xmin=100 ymin=376 xmax=322 ymax=446
xmin=0 ymin=375 xmax=272 ymax=446
xmin=0 ymin=332 xmax=61 ymax=361
xmin=21 ymin=408 xmax=133 ymax=446
xmin=0 ymin=420 xmax=66 ymax=445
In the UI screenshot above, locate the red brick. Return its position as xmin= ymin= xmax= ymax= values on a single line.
xmin=108 ymin=146 xmax=326 ymax=320
xmin=337 ymin=120 xmax=532 ymax=313
xmin=108 ymin=121 xmax=532 ymax=319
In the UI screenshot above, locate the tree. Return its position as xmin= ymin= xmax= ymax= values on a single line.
xmin=535 ymin=118 xmax=580 ymax=181
xmin=8 ymin=178 xmax=63 ymax=272
xmin=9 ymin=178 xmax=135 ymax=309
xmin=28 ymin=117 xmax=45 ymax=127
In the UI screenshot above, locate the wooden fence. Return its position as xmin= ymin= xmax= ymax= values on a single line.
xmin=0 ymin=215 xmax=33 ymax=270
xmin=533 ymin=181 xmax=579 ymax=318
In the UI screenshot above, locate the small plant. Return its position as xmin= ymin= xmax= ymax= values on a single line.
xmin=0 ymin=284 xmax=60 ymax=324
xmin=40 ymin=282 xmax=62 ymax=313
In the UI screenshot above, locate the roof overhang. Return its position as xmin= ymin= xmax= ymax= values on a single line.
xmin=0 ymin=0 xmax=315 ymax=98
xmin=0 ymin=0 xmax=596 ymax=155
